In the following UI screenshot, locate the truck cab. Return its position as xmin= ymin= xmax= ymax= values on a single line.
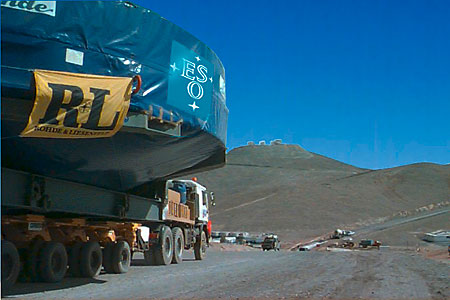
xmin=262 ymin=234 xmax=281 ymax=251
xmin=162 ymin=179 xmax=212 ymax=224
xmin=138 ymin=179 xmax=214 ymax=266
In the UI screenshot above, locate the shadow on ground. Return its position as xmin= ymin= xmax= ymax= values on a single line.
xmin=2 ymin=277 xmax=106 ymax=297
xmin=131 ymin=257 xmax=197 ymax=266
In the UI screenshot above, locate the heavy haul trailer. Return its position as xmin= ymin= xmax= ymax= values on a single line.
xmin=1 ymin=1 xmax=227 ymax=290
xmin=2 ymin=169 xmax=214 ymax=288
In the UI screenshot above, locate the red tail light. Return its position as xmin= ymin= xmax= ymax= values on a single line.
xmin=207 ymin=220 xmax=212 ymax=235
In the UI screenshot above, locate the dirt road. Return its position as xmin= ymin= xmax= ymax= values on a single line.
xmin=355 ymin=208 xmax=450 ymax=236
xmin=4 ymin=247 xmax=448 ymax=299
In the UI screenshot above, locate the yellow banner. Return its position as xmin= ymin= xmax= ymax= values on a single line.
xmin=21 ymin=70 xmax=133 ymax=138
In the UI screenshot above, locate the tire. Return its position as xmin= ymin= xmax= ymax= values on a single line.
xmin=154 ymin=226 xmax=173 ymax=265
xmin=171 ymin=227 xmax=184 ymax=264
xmin=111 ymin=241 xmax=131 ymax=274
xmin=19 ymin=239 xmax=44 ymax=282
xmin=38 ymin=242 xmax=68 ymax=283
xmin=2 ymin=240 xmax=21 ymax=289
xmin=68 ymin=242 xmax=83 ymax=277
xmin=143 ymin=248 xmax=156 ymax=266
xmin=102 ymin=242 xmax=114 ymax=273
xmin=79 ymin=241 xmax=102 ymax=278
xmin=194 ymin=231 xmax=207 ymax=260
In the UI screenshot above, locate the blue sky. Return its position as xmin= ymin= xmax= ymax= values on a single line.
xmin=136 ymin=0 xmax=450 ymax=169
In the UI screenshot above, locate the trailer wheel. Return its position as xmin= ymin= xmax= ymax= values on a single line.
xmin=143 ymin=247 xmax=156 ymax=265
xmin=102 ymin=242 xmax=115 ymax=273
xmin=154 ymin=226 xmax=173 ymax=265
xmin=19 ymin=239 xmax=44 ymax=282
xmin=80 ymin=241 xmax=102 ymax=278
xmin=171 ymin=227 xmax=184 ymax=264
xmin=68 ymin=242 xmax=83 ymax=277
xmin=194 ymin=231 xmax=207 ymax=260
xmin=38 ymin=242 xmax=68 ymax=283
xmin=2 ymin=240 xmax=20 ymax=289
xmin=110 ymin=241 xmax=131 ymax=273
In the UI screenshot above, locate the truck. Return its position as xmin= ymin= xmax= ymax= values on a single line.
xmin=331 ymin=229 xmax=355 ymax=239
xmin=2 ymin=175 xmax=214 ymax=288
xmin=261 ymin=234 xmax=281 ymax=251
xmin=1 ymin=1 xmax=228 ymax=290
xmin=358 ymin=239 xmax=381 ymax=249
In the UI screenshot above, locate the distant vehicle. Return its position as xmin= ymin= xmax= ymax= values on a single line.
xmin=224 ymin=237 xmax=236 ymax=244
xmin=262 ymin=235 xmax=281 ymax=251
xmin=422 ymin=230 xmax=450 ymax=243
xmin=211 ymin=231 xmax=221 ymax=239
xmin=359 ymin=239 xmax=381 ymax=249
xmin=331 ymin=229 xmax=355 ymax=239
xmin=245 ymin=235 xmax=265 ymax=246
xmin=299 ymin=241 xmax=325 ymax=251
xmin=219 ymin=233 xmax=228 ymax=243
xmin=236 ymin=233 xmax=246 ymax=245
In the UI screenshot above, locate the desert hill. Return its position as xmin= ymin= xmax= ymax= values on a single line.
xmin=226 ymin=144 xmax=363 ymax=172
xmin=193 ymin=144 xmax=449 ymax=241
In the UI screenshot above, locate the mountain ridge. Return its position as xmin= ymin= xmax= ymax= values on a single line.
xmin=192 ymin=144 xmax=449 ymax=241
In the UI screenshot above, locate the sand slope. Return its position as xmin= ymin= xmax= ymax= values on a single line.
xmin=194 ymin=144 xmax=449 ymax=241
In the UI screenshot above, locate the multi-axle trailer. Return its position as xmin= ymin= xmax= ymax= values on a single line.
xmin=2 ymin=168 xmax=213 ymax=288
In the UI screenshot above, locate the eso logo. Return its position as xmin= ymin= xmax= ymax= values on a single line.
xmin=180 ymin=58 xmax=209 ymax=100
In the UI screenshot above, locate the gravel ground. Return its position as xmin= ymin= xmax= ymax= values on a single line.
xmin=3 ymin=247 xmax=449 ymax=299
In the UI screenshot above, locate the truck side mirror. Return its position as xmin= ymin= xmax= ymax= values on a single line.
xmin=210 ymin=192 xmax=216 ymax=206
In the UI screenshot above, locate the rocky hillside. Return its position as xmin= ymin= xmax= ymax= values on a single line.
xmin=193 ymin=144 xmax=449 ymax=241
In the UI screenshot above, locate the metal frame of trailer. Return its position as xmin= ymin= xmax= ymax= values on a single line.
xmin=1 ymin=168 xmax=162 ymax=222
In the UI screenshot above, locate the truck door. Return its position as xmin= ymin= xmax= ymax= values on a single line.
xmin=197 ymin=189 xmax=208 ymax=222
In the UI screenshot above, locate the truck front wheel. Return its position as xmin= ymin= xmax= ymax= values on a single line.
xmin=1 ymin=240 xmax=20 ymax=289
xmin=154 ymin=226 xmax=173 ymax=265
xmin=194 ymin=231 xmax=207 ymax=260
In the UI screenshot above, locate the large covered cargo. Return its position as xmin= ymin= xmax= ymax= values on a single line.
xmin=1 ymin=1 xmax=224 ymax=289
xmin=1 ymin=1 xmax=228 ymax=196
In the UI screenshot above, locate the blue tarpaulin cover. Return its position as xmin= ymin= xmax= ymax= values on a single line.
xmin=1 ymin=1 xmax=228 ymax=194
